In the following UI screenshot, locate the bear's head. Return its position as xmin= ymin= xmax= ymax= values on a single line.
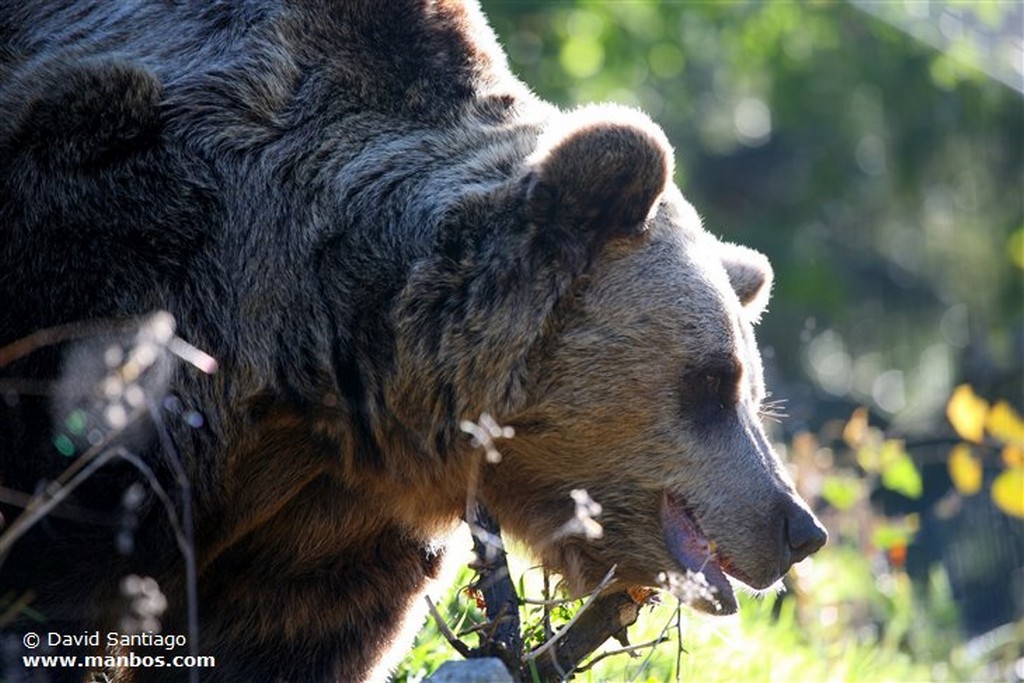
xmin=392 ymin=104 xmax=826 ymax=614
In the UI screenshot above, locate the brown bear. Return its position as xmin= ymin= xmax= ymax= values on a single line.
xmin=0 ymin=1 xmax=826 ymax=681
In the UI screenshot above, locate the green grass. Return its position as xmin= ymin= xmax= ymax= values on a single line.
xmin=395 ymin=542 xmax=988 ymax=682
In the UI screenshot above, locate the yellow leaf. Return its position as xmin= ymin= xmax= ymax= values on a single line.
xmin=857 ymin=444 xmax=881 ymax=473
xmin=946 ymin=384 xmax=989 ymax=443
xmin=987 ymin=401 xmax=1024 ymax=447
xmin=843 ymin=406 xmax=870 ymax=448
xmin=1003 ymin=444 xmax=1024 ymax=467
xmin=991 ymin=467 xmax=1024 ymax=518
xmin=948 ymin=444 xmax=982 ymax=495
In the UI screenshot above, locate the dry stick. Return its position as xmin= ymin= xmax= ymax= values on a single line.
xmin=630 ymin=599 xmax=683 ymax=682
xmin=457 ymin=417 xmax=653 ymax=679
xmin=114 ymin=445 xmax=200 ymax=683
xmin=451 ymin=512 xmax=656 ymax=680
xmin=523 ymin=595 xmax=588 ymax=606
xmin=573 ymin=635 xmax=672 ymax=674
xmin=542 ymin=569 xmax=555 ymax=640
xmin=426 ymin=596 xmax=474 ymax=659
xmin=458 ymin=615 xmax=517 ymax=637
xmin=1 ymin=317 xmax=209 ymax=682
xmin=145 ymin=397 xmax=201 ymax=683
xmin=674 ymin=602 xmax=685 ymax=683
xmin=524 ymin=564 xmax=616 ymax=667
xmin=0 ymin=321 xmax=208 ymax=683
xmin=532 ymin=589 xmax=649 ymax=681
xmin=0 ymin=319 xmax=130 ymax=368
xmin=539 ymin=567 xmax=565 ymax=681
xmin=0 ymin=486 xmax=114 ymax=524
xmin=0 ymin=323 xmax=214 ymax=561
xmin=0 ymin=411 xmax=142 ymax=562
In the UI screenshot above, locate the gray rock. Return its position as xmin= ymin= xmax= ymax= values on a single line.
xmin=424 ymin=658 xmax=515 ymax=683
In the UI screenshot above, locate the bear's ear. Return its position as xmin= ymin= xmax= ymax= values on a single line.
xmin=6 ymin=58 xmax=162 ymax=168
xmin=525 ymin=105 xmax=672 ymax=261
xmin=720 ymin=242 xmax=773 ymax=317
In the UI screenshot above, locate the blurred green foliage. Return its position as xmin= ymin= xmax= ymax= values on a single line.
xmin=397 ymin=546 xmax=1001 ymax=682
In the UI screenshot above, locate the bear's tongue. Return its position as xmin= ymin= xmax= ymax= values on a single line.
xmin=660 ymin=492 xmax=738 ymax=614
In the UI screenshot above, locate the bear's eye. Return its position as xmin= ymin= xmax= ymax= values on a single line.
xmin=681 ymin=360 xmax=741 ymax=421
xmin=703 ymin=369 xmax=737 ymax=406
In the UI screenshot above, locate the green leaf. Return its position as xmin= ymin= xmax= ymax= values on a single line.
xmin=880 ymin=442 xmax=922 ymax=499
xmin=821 ymin=474 xmax=864 ymax=510
xmin=872 ymin=518 xmax=917 ymax=551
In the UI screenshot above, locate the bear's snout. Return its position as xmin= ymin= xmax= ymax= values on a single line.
xmin=782 ymin=497 xmax=828 ymax=566
xmin=724 ymin=493 xmax=828 ymax=591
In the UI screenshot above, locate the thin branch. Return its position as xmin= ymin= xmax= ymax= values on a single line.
xmin=0 ymin=423 xmax=135 ymax=563
xmin=522 ymin=581 xmax=619 ymax=607
xmin=574 ymin=635 xmax=672 ymax=674
xmin=631 ymin=598 xmax=683 ymax=682
xmin=522 ymin=596 xmax=576 ymax=606
xmin=110 ymin=446 xmax=200 ymax=683
xmin=523 ymin=564 xmax=617 ymax=666
xmin=674 ymin=601 xmax=685 ymax=683
xmin=0 ymin=486 xmax=115 ymax=525
xmin=542 ymin=569 xmax=555 ymax=642
xmin=426 ymin=596 xmax=474 ymax=659
xmin=0 ymin=319 xmax=130 ymax=368
xmin=458 ymin=613 xmax=516 ymax=637
xmin=533 ymin=589 xmax=649 ymax=681
xmin=145 ymin=396 xmax=200 ymax=683
xmin=545 ymin=641 xmax=568 ymax=681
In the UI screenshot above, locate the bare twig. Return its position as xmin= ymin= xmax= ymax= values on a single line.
xmin=542 ymin=569 xmax=555 ymax=641
xmin=523 ymin=596 xmax=578 ymax=606
xmin=0 ymin=319 xmax=129 ymax=368
xmin=0 ymin=486 xmax=114 ymax=524
xmin=674 ymin=602 xmax=685 ymax=683
xmin=145 ymin=396 xmax=201 ymax=683
xmin=631 ymin=599 xmax=683 ymax=682
xmin=0 ymin=314 xmax=212 ymax=683
xmin=524 ymin=564 xmax=617 ymax=667
xmin=0 ymin=312 xmax=211 ymax=562
xmin=426 ymin=596 xmax=474 ymax=659
xmin=458 ymin=614 xmax=517 ymax=637
xmin=0 ymin=313 xmax=216 ymax=374
xmin=532 ymin=588 xmax=651 ymax=681
xmin=112 ymin=450 xmax=191 ymax=571
xmin=0 ymin=417 xmax=140 ymax=563
xmin=574 ymin=635 xmax=672 ymax=673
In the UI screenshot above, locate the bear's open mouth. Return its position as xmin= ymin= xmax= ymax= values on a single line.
xmin=660 ymin=492 xmax=739 ymax=614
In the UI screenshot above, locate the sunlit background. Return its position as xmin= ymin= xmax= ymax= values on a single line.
xmin=401 ymin=2 xmax=1023 ymax=681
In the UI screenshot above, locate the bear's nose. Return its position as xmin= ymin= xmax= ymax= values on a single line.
xmin=783 ymin=499 xmax=828 ymax=564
